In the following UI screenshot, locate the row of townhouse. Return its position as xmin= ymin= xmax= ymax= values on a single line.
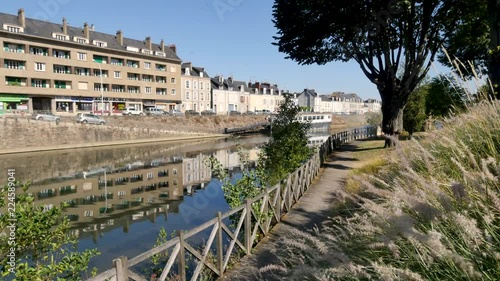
xmin=0 ymin=8 xmax=283 ymax=116
xmin=294 ymin=89 xmax=381 ymax=115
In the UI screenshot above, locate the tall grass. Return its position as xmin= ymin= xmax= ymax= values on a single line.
xmin=257 ymin=99 xmax=499 ymax=280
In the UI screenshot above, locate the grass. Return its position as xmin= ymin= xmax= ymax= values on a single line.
xmin=255 ymin=98 xmax=500 ymax=280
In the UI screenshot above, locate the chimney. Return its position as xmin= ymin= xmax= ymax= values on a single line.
xmin=168 ymin=44 xmax=176 ymax=54
xmin=116 ymin=30 xmax=123 ymax=45
xmin=160 ymin=39 xmax=165 ymax=52
xmin=90 ymin=24 xmax=94 ymax=31
xmin=18 ymin=9 xmax=25 ymax=28
xmin=83 ymin=22 xmax=90 ymax=39
xmin=62 ymin=17 xmax=67 ymax=34
xmin=145 ymin=36 xmax=152 ymax=50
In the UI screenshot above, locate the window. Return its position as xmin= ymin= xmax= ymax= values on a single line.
xmin=171 ymin=78 xmax=176 ymax=84
xmin=185 ymin=81 xmax=190 ymax=89
xmin=193 ymin=92 xmax=197 ymax=100
xmin=7 ymin=26 xmax=21 ymax=33
xmin=53 ymin=49 xmax=69 ymax=59
xmin=127 ymin=60 xmax=139 ymax=68
xmin=200 ymin=82 xmax=204 ymax=89
xmin=146 ymin=172 xmax=153 ymax=179
xmin=114 ymin=71 xmax=121 ymax=78
xmin=93 ymin=40 xmax=107 ymax=47
xmin=55 ymin=34 xmax=67 ymax=41
xmin=54 ymin=65 xmax=70 ymax=74
xmin=156 ymin=64 xmax=166 ymax=71
xmin=76 ymin=38 xmax=87 ymax=44
xmin=186 ymin=91 xmax=190 ymax=99
xmin=171 ymin=89 xmax=176 ymax=95
xmin=156 ymin=76 xmax=166 ymax=83
xmin=118 ymin=191 xmax=126 ymax=196
xmin=144 ymin=62 xmax=151 ymax=69
xmin=143 ymin=75 xmax=153 ymax=82
xmin=156 ymin=88 xmax=166 ymax=95
xmin=110 ymin=58 xmax=123 ymax=66
xmin=32 ymin=79 xmax=45 ymax=88
xmin=173 ymin=169 xmax=178 ymax=175
xmin=34 ymin=62 xmax=46 ymax=71
xmin=145 ymin=87 xmax=152 ymax=94
xmin=75 ymin=68 xmax=90 ymax=76
xmin=200 ymin=93 xmax=204 ymax=100
xmin=4 ymin=60 xmax=24 ymax=70
xmin=30 ymin=46 xmax=47 ymax=56
xmin=187 ymin=163 xmax=191 ymax=171
xmin=84 ymin=210 xmax=93 ymax=217
xmin=194 ymin=81 xmax=197 ymax=89
xmin=77 ymin=52 xmax=87 ymax=61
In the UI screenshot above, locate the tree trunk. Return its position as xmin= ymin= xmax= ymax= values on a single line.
xmin=488 ymin=0 xmax=500 ymax=99
xmin=381 ymin=91 xmax=405 ymax=148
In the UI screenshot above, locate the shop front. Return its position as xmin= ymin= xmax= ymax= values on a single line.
xmin=55 ymin=96 xmax=75 ymax=114
xmin=93 ymin=97 xmax=127 ymax=115
xmin=126 ymin=99 xmax=143 ymax=111
xmin=73 ymin=97 xmax=94 ymax=112
xmin=0 ymin=94 xmax=29 ymax=115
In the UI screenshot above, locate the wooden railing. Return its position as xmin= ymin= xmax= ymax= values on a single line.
xmin=85 ymin=126 xmax=376 ymax=281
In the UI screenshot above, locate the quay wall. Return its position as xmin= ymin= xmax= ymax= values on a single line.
xmin=0 ymin=115 xmax=268 ymax=150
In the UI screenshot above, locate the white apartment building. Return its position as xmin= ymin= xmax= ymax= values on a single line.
xmin=180 ymin=62 xmax=211 ymax=112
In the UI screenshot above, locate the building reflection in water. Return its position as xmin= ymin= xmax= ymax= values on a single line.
xmin=3 ymin=137 xmax=265 ymax=240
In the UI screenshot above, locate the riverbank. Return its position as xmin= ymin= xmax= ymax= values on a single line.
xmin=0 ymin=133 xmax=226 ymax=155
xmin=0 ymin=115 xmax=266 ymax=153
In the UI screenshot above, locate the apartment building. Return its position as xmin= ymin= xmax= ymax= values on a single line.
xmin=0 ymin=9 xmax=182 ymax=116
xmin=248 ymin=81 xmax=283 ymax=112
xmin=363 ymin=98 xmax=382 ymax=113
xmin=180 ymin=62 xmax=211 ymax=112
xmin=211 ymin=75 xmax=250 ymax=114
xmin=295 ymin=89 xmax=321 ymax=112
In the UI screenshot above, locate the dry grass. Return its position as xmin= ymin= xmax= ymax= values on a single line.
xmin=257 ymin=100 xmax=500 ymax=281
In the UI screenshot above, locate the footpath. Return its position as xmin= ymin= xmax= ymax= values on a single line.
xmin=220 ymin=141 xmax=366 ymax=281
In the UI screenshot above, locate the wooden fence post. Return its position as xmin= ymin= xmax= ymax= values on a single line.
xmin=244 ymin=199 xmax=252 ymax=254
xmin=113 ymin=256 xmax=128 ymax=281
xmin=216 ymin=212 xmax=224 ymax=274
xmin=177 ymin=231 xmax=186 ymax=281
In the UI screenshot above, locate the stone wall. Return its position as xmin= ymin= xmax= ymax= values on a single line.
xmin=0 ymin=115 xmax=268 ymax=150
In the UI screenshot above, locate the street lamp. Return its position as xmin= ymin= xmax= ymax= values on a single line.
xmin=93 ymin=60 xmax=104 ymax=116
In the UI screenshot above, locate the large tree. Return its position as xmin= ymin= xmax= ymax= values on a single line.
xmin=272 ymin=0 xmax=470 ymax=146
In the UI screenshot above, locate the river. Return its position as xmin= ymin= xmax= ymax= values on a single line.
xmin=0 ymin=135 xmax=269 ymax=274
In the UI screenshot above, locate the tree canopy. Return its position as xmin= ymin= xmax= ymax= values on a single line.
xmin=272 ymin=0 xmax=476 ymax=146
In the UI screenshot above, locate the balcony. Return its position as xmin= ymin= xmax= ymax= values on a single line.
xmin=53 ymin=65 xmax=71 ymax=74
xmin=29 ymin=46 xmax=48 ymax=56
xmin=111 ymin=85 xmax=126 ymax=93
xmin=155 ymin=64 xmax=166 ymax=71
xmin=54 ymin=80 xmax=71 ymax=89
xmin=4 ymin=60 xmax=26 ymax=70
xmin=156 ymin=76 xmax=167 ymax=83
xmin=127 ymin=86 xmax=140 ymax=94
xmin=4 ymin=43 xmax=25 ymax=53
xmin=127 ymin=73 xmax=140 ymax=81
xmin=5 ymin=77 xmax=27 ymax=87
xmin=126 ymin=60 xmax=139 ymax=68
xmin=142 ymin=75 xmax=153 ymax=82
xmin=53 ymin=49 xmax=70 ymax=59
xmin=110 ymin=58 xmax=124 ymax=66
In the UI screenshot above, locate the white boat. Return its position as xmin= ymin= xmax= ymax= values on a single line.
xmin=297 ymin=112 xmax=332 ymax=131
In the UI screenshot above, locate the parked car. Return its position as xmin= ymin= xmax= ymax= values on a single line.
xmin=122 ymin=107 xmax=144 ymax=116
xmin=242 ymin=111 xmax=255 ymax=115
xmin=144 ymin=107 xmax=166 ymax=116
xmin=200 ymin=110 xmax=216 ymax=116
xmin=75 ymin=113 xmax=106 ymax=125
xmin=32 ymin=112 xmax=61 ymax=122
xmin=169 ymin=109 xmax=184 ymax=116
xmin=255 ymin=109 xmax=272 ymax=115
xmin=185 ymin=110 xmax=200 ymax=116
xmin=229 ymin=110 xmax=241 ymax=116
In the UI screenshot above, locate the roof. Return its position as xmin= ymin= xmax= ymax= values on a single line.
xmin=0 ymin=11 xmax=181 ymax=61
xmin=298 ymin=89 xmax=318 ymax=98
xmin=181 ymin=63 xmax=210 ymax=78
xmin=211 ymin=76 xmax=250 ymax=92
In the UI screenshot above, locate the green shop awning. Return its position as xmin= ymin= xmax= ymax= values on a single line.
xmin=0 ymin=94 xmax=29 ymax=102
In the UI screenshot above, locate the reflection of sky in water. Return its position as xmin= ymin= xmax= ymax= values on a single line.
xmin=80 ymin=180 xmax=232 ymax=274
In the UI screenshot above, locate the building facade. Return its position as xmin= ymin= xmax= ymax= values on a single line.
xmin=0 ymin=9 xmax=182 ymax=116
xmin=180 ymin=62 xmax=211 ymax=112
xmin=248 ymin=81 xmax=283 ymax=112
xmin=211 ymin=75 xmax=250 ymax=114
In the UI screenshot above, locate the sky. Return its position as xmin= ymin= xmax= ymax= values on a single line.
xmin=3 ymin=0 xmax=453 ymax=100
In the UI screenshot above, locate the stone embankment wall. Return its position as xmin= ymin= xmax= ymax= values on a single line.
xmin=0 ymin=115 xmax=268 ymax=150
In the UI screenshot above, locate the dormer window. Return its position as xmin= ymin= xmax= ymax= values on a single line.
xmin=53 ymin=33 xmax=69 ymax=41
xmin=142 ymin=49 xmax=152 ymax=55
xmin=93 ymin=40 xmax=107 ymax=47
xmin=3 ymin=24 xmax=23 ymax=33
xmin=155 ymin=51 xmax=166 ymax=57
xmin=74 ymin=36 xmax=89 ymax=44
xmin=126 ymin=46 xmax=139 ymax=52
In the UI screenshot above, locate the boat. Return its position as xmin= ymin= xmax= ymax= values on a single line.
xmin=297 ymin=112 xmax=333 ymax=131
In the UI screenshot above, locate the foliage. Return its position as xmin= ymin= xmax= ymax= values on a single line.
xmin=403 ymin=84 xmax=428 ymax=136
xmin=0 ymin=182 xmax=99 ymax=281
xmin=260 ymin=93 xmax=313 ymax=185
xmin=272 ymin=0 xmax=473 ymax=141
xmin=257 ymin=98 xmax=500 ymax=280
xmin=425 ymin=75 xmax=467 ymax=117
xmin=365 ymin=112 xmax=382 ymax=128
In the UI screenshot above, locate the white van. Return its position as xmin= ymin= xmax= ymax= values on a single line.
xmin=144 ymin=107 xmax=165 ymax=116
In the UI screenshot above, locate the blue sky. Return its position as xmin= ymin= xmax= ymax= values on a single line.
xmin=3 ymin=0 xmax=452 ymax=100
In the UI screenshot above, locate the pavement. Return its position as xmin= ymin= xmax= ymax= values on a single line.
xmin=219 ymin=141 xmax=365 ymax=281
xmin=0 ymin=134 xmax=226 ymax=155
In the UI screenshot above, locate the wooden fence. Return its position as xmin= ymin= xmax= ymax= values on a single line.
xmin=85 ymin=126 xmax=377 ymax=281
